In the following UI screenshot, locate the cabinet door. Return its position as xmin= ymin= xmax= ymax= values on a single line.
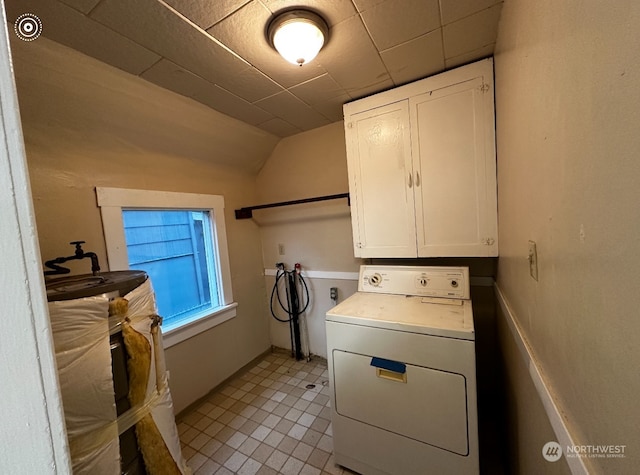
xmin=410 ymin=77 xmax=498 ymax=256
xmin=345 ymin=101 xmax=417 ymax=257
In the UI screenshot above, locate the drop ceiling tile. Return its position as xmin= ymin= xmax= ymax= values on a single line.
xmin=260 ymin=0 xmax=357 ymax=26
xmin=445 ymin=44 xmax=494 ymax=69
xmin=289 ymin=74 xmax=350 ymax=121
xmin=310 ymin=94 xmax=351 ymax=122
xmin=381 ymin=30 xmax=445 ymax=86
xmin=361 ymin=0 xmax=441 ymax=51
xmin=141 ymin=59 xmax=274 ymax=125
xmin=348 ymin=77 xmax=395 ymax=101
xmin=289 ymin=74 xmax=347 ymax=104
xmin=218 ymin=67 xmax=284 ymax=103
xmin=440 ymin=0 xmax=502 ymax=25
xmin=58 ymin=0 xmax=101 ymax=14
xmin=254 ymin=91 xmax=330 ymax=131
xmin=351 ymin=0 xmax=386 ymax=13
xmin=443 ymin=3 xmax=502 ymax=59
xmin=257 ymin=117 xmax=302 ymax=137
xmin=319 ymin=15 xmax=390 ymax=96
xmin=5 ymin=0 xmax=160 ymax=75
xmin=163 ymin=0 xmax=251 ymax=29
xmin=90 ymin=0 xmax=247 ymax=84
xmin=208 ymin=1 xmax=326 ymax=88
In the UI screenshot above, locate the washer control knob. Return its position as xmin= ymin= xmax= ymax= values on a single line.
xmin=368 ymin=273 xmax=382 ymax=286
xmin=417 ymin=277 xmax=428 ymax=287
xmin=451 ymin=280 xmax=458 ymax=288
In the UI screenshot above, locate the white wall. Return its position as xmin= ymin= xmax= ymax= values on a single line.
xmin=494 ymin=0 xmax=640 ymax=472
xmin=10 ymin=35 xmax=279 ymax=413
xmin=255 ymin=123 xmax=361 ymax=358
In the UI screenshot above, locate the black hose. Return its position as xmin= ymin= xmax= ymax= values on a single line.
xmin=269 ymin=268 xmax=310 ymax=360
xmin=269 ymin=269 xmax=310 ymax=322
xmin=270 ymin=270 xmax=293 ymax=322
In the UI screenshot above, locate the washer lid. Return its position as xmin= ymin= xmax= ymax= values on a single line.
xmin=326 ymin=292 xmax=474 ymax=340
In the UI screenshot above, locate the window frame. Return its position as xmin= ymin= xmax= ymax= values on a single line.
xmin=96 ymin=187 xmax=236 ymax=348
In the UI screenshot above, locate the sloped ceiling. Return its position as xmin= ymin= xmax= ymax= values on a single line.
xmin=5 ymin=0 xmax=502 ymax=137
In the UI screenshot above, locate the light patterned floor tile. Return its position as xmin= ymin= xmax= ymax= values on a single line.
xmin=307 ymin=448 xmax=330 ymax=469
xmin=251 ymin=424 xmax=272 ymax=441
xmin=237 ymin=457 xmax=262 ymax=475
xmin=300 ymin=463 xmax=322 ymax=475
xmin=200 ymin=438 xmax=223 ymax=457
xmin=281 ymin=456 xmax=304 ymax=475
xmin=226 ymin=431 xmax=248 ymax=449
xmin=177 ymin=354 xmax=336 ymax=475
xmin=292 ymin=441 xmax=313 ymax=462
xmin=274 ymin=418 xmax=295 ymax=435
xmin=265 ymin=449 xmax=289 ymax=471
xmin=211 ymin=444 xmax=235 ymax=465
xmin=189 ymin=432 xmax=212 ymax=451
xmin=187 ymin=452 xmax=208 ymax=471
xmin=288 ymin=423 xmax=308 ymax=440
xmin=251 ymin=442 xmax=275 ymax=463
xmin=263 ymin=429 xmax=285 ymax=448
xmin=224 ymin=451 xmax=248 ymax=472
xmin=194 ymin=458 xmax=220 ymax=475
xmin=262 ymin=413 xmax=281 ymax=428
xmin=316 ymin=434 xmax=333 ymax=453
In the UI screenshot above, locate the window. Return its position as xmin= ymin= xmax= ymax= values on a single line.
xmin=97 ymin=187 xmax=236 ymax=348
xmin=122 ymin=209 xmax=219 ymax=327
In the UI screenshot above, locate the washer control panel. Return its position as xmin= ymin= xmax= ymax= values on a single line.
xmin=359 ymin=265 xmax=469 ymax=299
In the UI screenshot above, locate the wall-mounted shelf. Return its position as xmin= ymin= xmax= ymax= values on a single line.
xmin=235 ymin=193 xmax=350 ymax=219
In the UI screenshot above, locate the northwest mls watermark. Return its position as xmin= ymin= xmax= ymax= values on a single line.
xmin=14 ymin=13 xmax=42 ymax=42
xmin=543 ymin=441 xmax=627 ymax=462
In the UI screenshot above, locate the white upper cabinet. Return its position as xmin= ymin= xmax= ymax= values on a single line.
xmin=346 ymin=101 xmax=417 ymax=257
xmin=344 ymin=58 xmax=498 ymax=258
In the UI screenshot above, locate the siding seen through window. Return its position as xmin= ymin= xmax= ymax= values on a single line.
xmin=123 ymin=209 xmax=219 ymax=328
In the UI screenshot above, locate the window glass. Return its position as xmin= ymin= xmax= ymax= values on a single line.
xmin=122 ymin=209 xmax=219 ymax=328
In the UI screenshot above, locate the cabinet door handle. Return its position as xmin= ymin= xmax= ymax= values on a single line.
xmin=408 ymin=173 xmax=413 ymax=188
xmin=415 ymin=171 xmax=421 ymax=187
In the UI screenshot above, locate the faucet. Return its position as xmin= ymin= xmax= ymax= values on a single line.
xmin=44 ymin=241 xmax=101 ymax=276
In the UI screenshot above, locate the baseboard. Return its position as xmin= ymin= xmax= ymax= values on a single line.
xmin=494 ymin=284 xmax=588 ymax=475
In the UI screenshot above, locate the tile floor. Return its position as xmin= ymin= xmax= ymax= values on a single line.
xmin=176 ymin=351 xmax=357 ymax=475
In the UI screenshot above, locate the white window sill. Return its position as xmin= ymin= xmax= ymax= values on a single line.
xmin=161 ymin=302 xmax=238 ymax=349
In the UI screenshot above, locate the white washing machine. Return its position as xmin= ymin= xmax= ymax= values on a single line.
xmin=326 ymin=265 xmax=479 ymax=475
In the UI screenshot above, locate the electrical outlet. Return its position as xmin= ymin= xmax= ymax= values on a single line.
xmin=528 ymin=241 xmax=538 ymax=281
xmin=278 ymin=243 xmax=285 ymax=255
xmin=330 ymin=287 xmax=338 ymax=301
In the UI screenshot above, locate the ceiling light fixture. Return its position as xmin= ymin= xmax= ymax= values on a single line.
xmin=267 ymin=10 xmax=329 ymax=67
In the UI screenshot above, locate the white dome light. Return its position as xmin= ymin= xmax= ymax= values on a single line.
xmin=268 ymin=10 xmax=329 ymax=67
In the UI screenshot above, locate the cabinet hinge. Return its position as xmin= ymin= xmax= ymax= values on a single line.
xmin=479 ymin=83 xmax=490 ymax=93
xmin=347 ymin=122 xmax=354 ymax=129
xmin=482 ymin=237 xmax=495 ymax=245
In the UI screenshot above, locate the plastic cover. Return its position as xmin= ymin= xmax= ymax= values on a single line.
xmin=48 ymin=279 xmax=189 ymax=474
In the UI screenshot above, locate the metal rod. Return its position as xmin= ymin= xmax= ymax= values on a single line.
xmin=235 ymin=192 xmax=350 ymax=219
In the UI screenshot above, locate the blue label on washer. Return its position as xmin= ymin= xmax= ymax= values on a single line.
xmin=370 ymin=357 xmax=406 ymax=374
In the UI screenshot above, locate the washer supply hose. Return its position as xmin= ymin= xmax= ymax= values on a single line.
xmin=270 ymin=266 xmax=310 ymax=360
